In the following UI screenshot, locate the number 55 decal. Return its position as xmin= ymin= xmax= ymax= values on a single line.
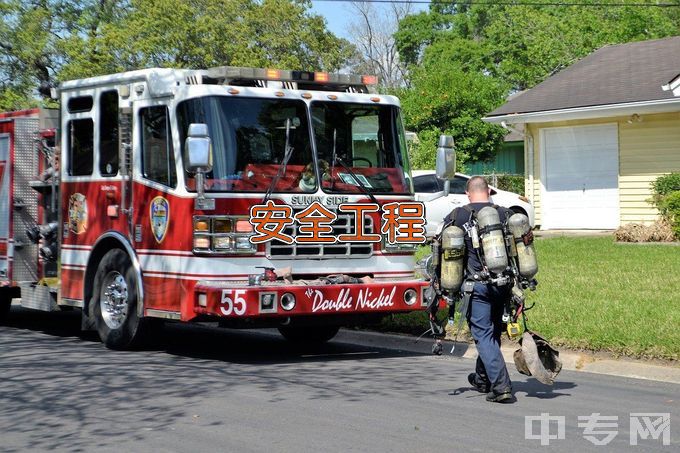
xmin=220 ymin=289 xmax=247 ymax=316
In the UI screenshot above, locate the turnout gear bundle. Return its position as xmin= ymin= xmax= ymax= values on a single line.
xmin=424 ymin=203 xmax=561 ymax=384
xmin=513 ymin=331 xmax=562 ymax=385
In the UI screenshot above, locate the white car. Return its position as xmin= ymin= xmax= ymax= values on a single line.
xmin=412 ymin=170 xmax=535 ymax=238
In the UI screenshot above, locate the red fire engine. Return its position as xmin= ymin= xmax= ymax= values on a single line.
xmin=0 ymin=67 xmax=444 ymax=349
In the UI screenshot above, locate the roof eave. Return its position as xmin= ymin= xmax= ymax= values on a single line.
xmin=483 ymin=98 xmax=680 ymax=124
xmin=662 ymin=74 xmax=680 ymax=96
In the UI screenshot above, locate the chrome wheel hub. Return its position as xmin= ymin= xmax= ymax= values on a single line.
xmin=100 ymin=271 xmax=129 ymax=329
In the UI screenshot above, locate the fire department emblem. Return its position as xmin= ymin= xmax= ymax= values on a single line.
xmin=68 ymin=193 xmax=88 ymax=235
xmin=150 ymin=196 xmax=170 ymax=243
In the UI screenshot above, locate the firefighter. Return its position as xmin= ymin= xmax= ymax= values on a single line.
xmin=443 ymin=176 xmax=515 ymax=403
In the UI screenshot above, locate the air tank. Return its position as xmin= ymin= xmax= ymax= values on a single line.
xmin=439 ymin=225 xmax=465 ymax=292
xmin=476 ymin=206 xmax=508 ymax=275
xmin=508 ymin=213 xmax=538 ymax=279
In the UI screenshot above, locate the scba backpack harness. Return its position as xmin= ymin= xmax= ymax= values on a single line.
xmin=425 ymin=204 xmax=537 ymax=353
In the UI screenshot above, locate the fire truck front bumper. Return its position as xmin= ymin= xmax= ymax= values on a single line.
xmin=193 ymin=279 xmax=430 ymax=319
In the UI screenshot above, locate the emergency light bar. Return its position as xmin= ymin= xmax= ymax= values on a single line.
xmin=201 ymin=66 xmax=378 ymax=92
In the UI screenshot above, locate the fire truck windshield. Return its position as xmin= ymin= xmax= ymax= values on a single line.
xmin=310 ymin=101 xmax=411 ymax=195
xmin=177 ymin=96 xmax=314 ymax=193
xmin=177 ymin=96 xmax=412 ymax=195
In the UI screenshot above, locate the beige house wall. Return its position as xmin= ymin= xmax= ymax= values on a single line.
xmin=524 ymin=112 xmax=680 ymax=227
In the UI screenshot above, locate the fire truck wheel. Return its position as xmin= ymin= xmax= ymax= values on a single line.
xmin=0 ymin=288 xmax=16 ymax=323
xmin=278 ymin=325 xmax=340 ymax=344
xmin=0 ymin=299 xmax=10 ymax=323
xmin=92 ymin=249 xmax=146 ymax=350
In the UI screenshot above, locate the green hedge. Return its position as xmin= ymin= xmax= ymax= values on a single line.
xmin=650 ymin=173 xmax=680 ymax=240
xmin=651 ymin=172 xmax=680 ymax=197
xmin=484 ymin=174 xmax=525 ymax=195
xmin=660 ymin=191 xmax=680 ymax=239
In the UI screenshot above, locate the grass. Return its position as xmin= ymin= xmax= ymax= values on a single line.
xmin=376 ymin=236 xmax=680 ymax=361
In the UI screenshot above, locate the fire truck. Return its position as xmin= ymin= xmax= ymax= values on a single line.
xmin=0 ymin=67 xmax=453 ymax=349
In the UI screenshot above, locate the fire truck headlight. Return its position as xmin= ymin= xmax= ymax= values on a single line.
xmin=213 ymin=219 xmax=233 ymax=233
xmin=403 ymin=288 xmax=418 ymax=306
xmin=235 ymin=220 xmax=254 ymax=233
xmin=194 ymin=218 xmax=210 ymax=232
xmin=193 ymin=235 xmax=210 ymax=250
xmin=213 ymin=236 xmax=233 ymax=250
xmin=192 ymin=215 xmax=256 ymax=255
xmin=281 ymin=293 xmax=296 ymax=311
xmin=235 ymin=236 xmax=255 ymax=251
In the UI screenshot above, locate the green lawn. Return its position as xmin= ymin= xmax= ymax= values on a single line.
xmin=379 ymin=236 xmax=680 ymax=361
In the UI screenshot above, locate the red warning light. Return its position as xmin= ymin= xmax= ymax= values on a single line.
xmin=362 ymin=75 xmax=378 ymax=85
xmin=315 ymin=72 xmax=329 ymax=83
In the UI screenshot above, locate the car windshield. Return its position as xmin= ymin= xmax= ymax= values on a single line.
xmin=310 ymin=101 xmax=411 ymax=195
xmin=177 ymin=96 xmax=314 ymax=192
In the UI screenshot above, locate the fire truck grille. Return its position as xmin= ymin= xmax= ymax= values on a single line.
xmin=267 ymin=213 xmax=374 ymax=259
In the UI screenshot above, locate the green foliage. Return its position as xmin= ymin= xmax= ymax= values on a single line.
xmin=0 ymin=0 xmax=354 ymax=108
xmin=659 ymin=191 xmax=680 ymax=239
xmin=397 ymin=3 xmax=680 ymax=91
xmin=488 ymin=174 xmax=524 ymax=195
xmin=651 ymin=172 xmax=680 ymax=198
xmin=397 ymin=62 xmax=508 ymax=169
xmin=649 ymin=173 xmax=680 ymax=239
xmin=392 ymin=11 xmax=450 ymax=67
xmin=406 ymin=128 xmax=439 ymax=170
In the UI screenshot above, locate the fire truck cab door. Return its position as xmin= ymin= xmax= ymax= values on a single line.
xmin=132 ymin=103 xmax=177 ymax=245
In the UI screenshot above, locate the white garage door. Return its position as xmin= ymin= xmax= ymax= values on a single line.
xmin=541 ymin=124 xmax=619 ymax=229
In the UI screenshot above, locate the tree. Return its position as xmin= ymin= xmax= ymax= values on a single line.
xmin=398 ymin=60 xmax=508 ymax=170
xmin=346 ymin=1 xmax=413 ymax=89
xmin=0 ymin=0 xmax=354 ymax=109
xmin=396 ymin=2 xmax=680 ymax=91
xmin=394 ymin=2 xmax=680 ymax=169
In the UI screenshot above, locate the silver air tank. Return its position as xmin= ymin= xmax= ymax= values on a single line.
xmin=476 ymin=206 xmax=508 ymax=275
xmin=508 ymin=213 xmax=538 ymax=279
xmin=439 ymin=225 xmax=465 ymax=292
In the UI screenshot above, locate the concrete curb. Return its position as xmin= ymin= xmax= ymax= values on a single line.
xmin=493 ymin=343 xmax=680 ymax=385
xmin=453 ymin=335 xmax=680 ymax=384
xmin=340 ymin=329 xmax=680 ymax=385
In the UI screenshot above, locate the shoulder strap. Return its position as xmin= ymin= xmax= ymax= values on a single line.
xmin=436 ymin=207 xmax=459 ymax=241
xmin=461 ymin=204 xmax=475 ymax=219
xmin=491 ymin=204 xmax=512 ymax=225
xmin=443 ymin=206 xmax=460 ymax=226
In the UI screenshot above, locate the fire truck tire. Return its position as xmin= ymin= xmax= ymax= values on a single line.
xmin=0 ymin=299 xmax=10 ymax=323
xmin=0 ymin=287 xmax=16 ymax=324
xmin=278 ymin=325 xmax=340 ymax=344
xmin=92 ymin=249 xmax=147 ymax=350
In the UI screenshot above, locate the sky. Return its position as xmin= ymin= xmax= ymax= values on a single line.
xmin=310 ymin=1 xmax=430 ymax=39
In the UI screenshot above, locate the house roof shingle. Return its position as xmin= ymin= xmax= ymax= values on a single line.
xmin=487 ymin=36 xmax=680 ymax=118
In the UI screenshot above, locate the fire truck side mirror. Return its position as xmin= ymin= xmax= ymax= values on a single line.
xmin=185 ymin=123 xmax=213 ymax=173
xmin=435 ymin=134 xmax=456 ymax=179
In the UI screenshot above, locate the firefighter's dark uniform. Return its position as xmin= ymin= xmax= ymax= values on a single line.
xmin=445 ymin=202 xmax=513 ymax=397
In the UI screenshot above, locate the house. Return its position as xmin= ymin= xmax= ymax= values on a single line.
xmin=484 ymin=36 xmax=680 ymax=230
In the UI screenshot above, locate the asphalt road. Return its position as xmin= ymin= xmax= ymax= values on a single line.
xmin=1 ymin=307 xmax=678 ymax=453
